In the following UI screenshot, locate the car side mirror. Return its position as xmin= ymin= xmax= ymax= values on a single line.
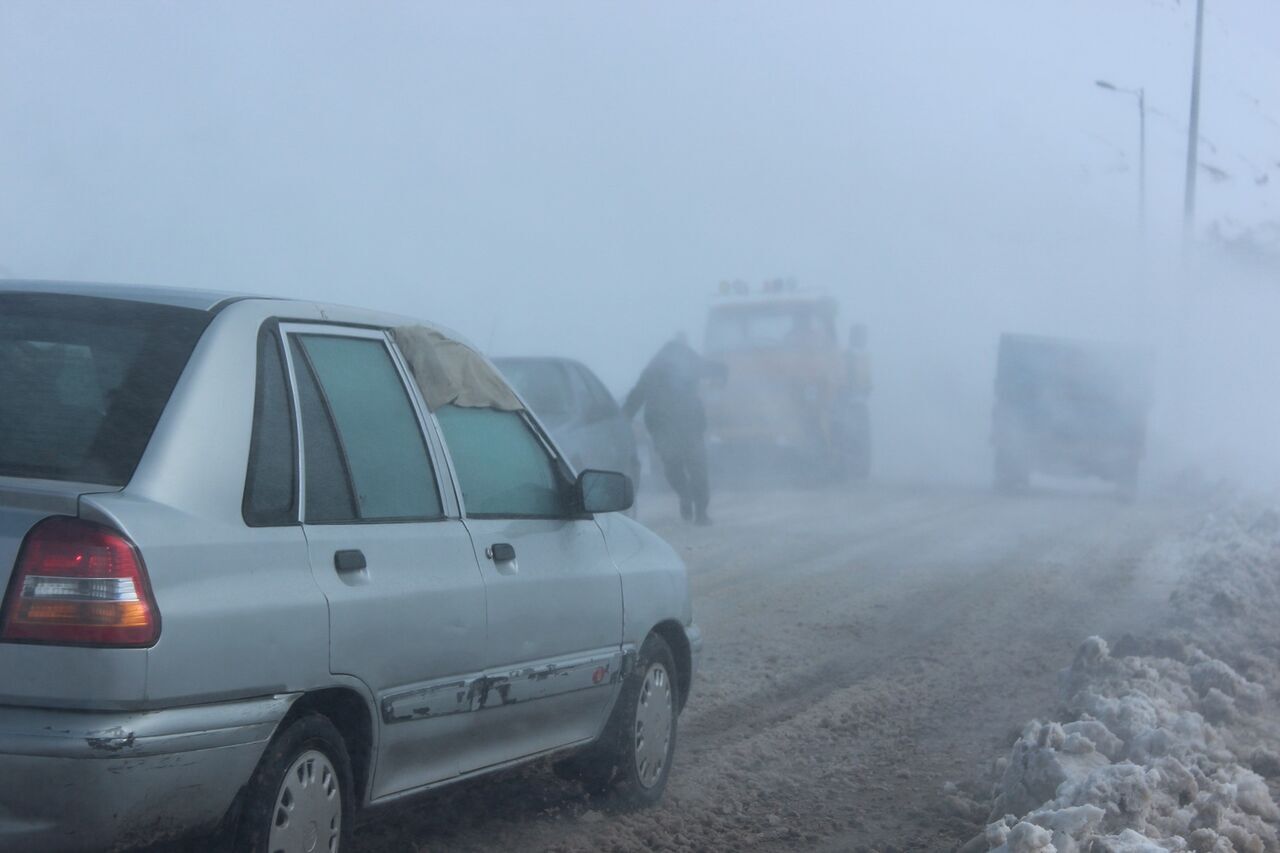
xmin=576 ymin=469 xmax=634 ymax=514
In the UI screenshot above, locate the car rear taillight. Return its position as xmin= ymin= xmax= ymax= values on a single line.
xmin=0 ymin=517 xmax=159 ymax=647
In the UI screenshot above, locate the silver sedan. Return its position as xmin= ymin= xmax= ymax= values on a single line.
xmin=0 ymin=280 xmax=700 ymax=853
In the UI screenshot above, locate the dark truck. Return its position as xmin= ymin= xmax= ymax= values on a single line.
xmin=992 ymin=334 xmax=1151 ymax=495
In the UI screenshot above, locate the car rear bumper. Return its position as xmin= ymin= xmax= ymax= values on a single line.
xmin=0 ymin=694 xmax=294 ymax=852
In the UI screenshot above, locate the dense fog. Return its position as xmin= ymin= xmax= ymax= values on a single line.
xmin=2 ymin=0 xmax=1278 ymax=487
xmin=8 ymin=6 xmax=1280 ymax=852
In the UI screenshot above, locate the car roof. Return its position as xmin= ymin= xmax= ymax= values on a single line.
xmin=0 ymin=278 xmax=252 ymax=312
xmin=493 ymin=355 xmax=573 ymax=365
xmin=492 ymin=355 xmax=597 ymax=374
xmin=0 ymin=278 xmax=489 ymax=360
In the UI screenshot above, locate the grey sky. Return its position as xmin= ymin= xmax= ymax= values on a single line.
xmin=3 ymin=1 xmax=1277 ymax=481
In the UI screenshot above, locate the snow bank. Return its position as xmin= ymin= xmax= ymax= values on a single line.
xmin=971 ymin=506 xmax=1280 ymax=852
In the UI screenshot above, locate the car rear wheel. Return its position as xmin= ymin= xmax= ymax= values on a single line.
xmin=235 ymin=713 xmax=353 ymax=853
xmin=558 ymin=633 xmax=678 ymax=808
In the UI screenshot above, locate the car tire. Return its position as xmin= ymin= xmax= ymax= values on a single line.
xmin=561 ymin=633 xmax=679 ymax=808
xmin=234 ymin=713 xmax=354 ymax=853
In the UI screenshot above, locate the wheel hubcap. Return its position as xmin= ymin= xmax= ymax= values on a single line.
xmin=268 ymin=749 xmax=341 ymax=853
xmin=634 ymin=661 xmax=674 ymax=789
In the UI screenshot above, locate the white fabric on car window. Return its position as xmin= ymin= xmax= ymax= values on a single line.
xmin=391 ymin=325 xmax=523 ymax=412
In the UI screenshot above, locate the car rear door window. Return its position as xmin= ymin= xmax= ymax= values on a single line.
xmin=243 ymin=328 xmax=298 ymax=526
xmin=290 ymin=334 xmax=443 ymax=523
xmin=434 ymin=406 xmax=568 ymax=518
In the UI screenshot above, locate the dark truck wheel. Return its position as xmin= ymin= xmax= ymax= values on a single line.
xmin=235 ymin=713 xmax=354 ymax=853
xmin=555 ymin=633 xmax=679 ymax=808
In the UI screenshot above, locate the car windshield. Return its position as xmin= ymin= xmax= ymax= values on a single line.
xmin=494 ymin=359 xmax=574 ymax=423
xmin=0 ymin=293 xmax=210 ymax=485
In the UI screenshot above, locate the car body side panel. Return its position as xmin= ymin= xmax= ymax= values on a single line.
xmin=84 ymin=494 xmax=331 ymax=706
xmin=0 ymin=645 xmax=148 ymax=708
xmin=303 ymin=519 xmax=487 ymax=798
xmin=594 ymin=513 xmax=693 ymax=649
xmin=458 ymin=516 xmax=623 ymax=771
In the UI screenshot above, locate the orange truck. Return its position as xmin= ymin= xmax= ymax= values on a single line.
xmin=701 ymin=280 xmax=870 ymax=480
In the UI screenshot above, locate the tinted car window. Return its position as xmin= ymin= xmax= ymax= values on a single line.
xmin=435 ymin=405 xmax=568 ymax=517
xmin=243 ymin=328 xmax=297 ymax=526
xmin=0 ymin=293 xmax=210 ymax=485
xmin=291 ymin=339 xmax=358 ymax=523
xmin=569 ymin=363 xmax=620 ymax=421
xmin=294 ymin=334 xmax=442 ymax=522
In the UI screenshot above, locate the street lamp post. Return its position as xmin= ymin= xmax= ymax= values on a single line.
xmin=1096 ymin=80 xmax=1147 ymax=237
xmin=1183 ymin=0 xmax=1206 ymax=248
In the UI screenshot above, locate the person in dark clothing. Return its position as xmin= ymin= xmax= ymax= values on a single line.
xmin=624 ymin=334 xmax=726 ymax=525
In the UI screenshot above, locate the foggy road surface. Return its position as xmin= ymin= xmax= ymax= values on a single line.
xmin=354 ymin=482 xmax=1200 ymax=852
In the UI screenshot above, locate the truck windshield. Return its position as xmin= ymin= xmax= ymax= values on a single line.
xmin=0 ymin=293 xmax=211 ymax=486
xmin=705 ymin=305 xmax=835 ymax=353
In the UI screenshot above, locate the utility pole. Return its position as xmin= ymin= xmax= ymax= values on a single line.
xmin=1183 ymin=0 xmax=1206 ymax=248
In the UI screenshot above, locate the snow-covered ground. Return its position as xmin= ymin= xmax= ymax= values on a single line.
xmin=971 ymin=501 xmax=1280 ymax=852
xmin=129 ymin=483 xmax=1278 ymax=853
xmin=329 ymin=482 xmax=1212 ymax=852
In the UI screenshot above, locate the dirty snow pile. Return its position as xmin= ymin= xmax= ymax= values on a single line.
xmin=971 ymin=506 xmax=1280 ymax=853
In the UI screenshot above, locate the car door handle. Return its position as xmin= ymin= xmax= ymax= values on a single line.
xmin=486 ymin=543 xmax=516 ymax=562
xmin=334 ymin=549 xmax=367 ymax=573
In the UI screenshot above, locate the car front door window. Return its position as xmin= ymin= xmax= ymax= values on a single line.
xmin=433 ymin=405 xmax=568 ymax=518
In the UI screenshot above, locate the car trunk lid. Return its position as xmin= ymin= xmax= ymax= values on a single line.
xmin=0 ymin=477 xmax=104 ymax=576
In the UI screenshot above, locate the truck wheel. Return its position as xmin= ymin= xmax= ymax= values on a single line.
xmin=558 ymin=633 xmax=679 ymax=808
xmin=235 ymin=713 xmax=354 ymax=853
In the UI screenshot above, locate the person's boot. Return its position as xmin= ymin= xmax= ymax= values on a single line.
xmin=679 ymin=498 xmax=693 ymax=522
